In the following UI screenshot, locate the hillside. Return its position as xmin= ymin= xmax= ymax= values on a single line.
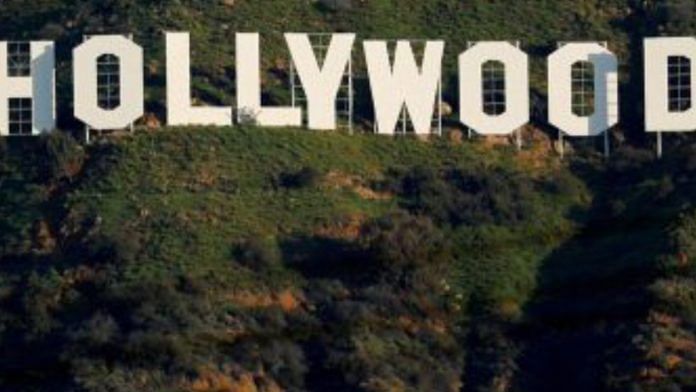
xmin=2 ymin=126 xmax=696 ymax=391
xmin=3 ymin=0 xmax=696 ymax=391
xmin=0 ymin=127 xmax=583 ymax=391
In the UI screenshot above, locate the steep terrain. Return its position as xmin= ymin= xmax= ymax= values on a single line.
xmin=1 ymin=128 xmax=585 ymax=391
xmin=2 ymin=1 xmax=696 ymax=391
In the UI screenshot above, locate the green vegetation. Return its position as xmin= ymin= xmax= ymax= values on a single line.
xmin=0 ymin=127 xmax=583 ymax=391
xmin=2 ymin=0 xmax=696 ymax=391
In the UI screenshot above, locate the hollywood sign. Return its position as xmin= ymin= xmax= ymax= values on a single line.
xmin=0 ymin=33 xmax=694 ymax=143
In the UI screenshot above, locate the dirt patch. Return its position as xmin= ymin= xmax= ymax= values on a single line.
xmin=322 ymin=170 xmax=392 ymax=201
xmin=315 ymin=213 xmax=367 ymax=241
xmin=189 ymin=370 xmax=283 ymax=392
xmin=663 ymin=335 xmax=696 ymax=353
xmin=516 ymin=125 xmax=558 ymax=172
xmin=226 ymin=289 xmax=305 ymax=312
xmin=649 ymin=311 xmax=682 ymax=328
xmin=197 ymin=167 xmax=218 ymax=187
xmin=474 ymin=125 xmax=558 ymax=173
xmin=32 ymin=219 xmax=57 ymax=254
xmin=395 ymin=315 xmax=448 ymax=336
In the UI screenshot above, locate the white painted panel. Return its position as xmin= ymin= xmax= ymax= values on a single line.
xmin=645 ymin=37 xmax=696 ymax=133
xmin=364 ymin=40 xmax=444 ymax=135
xmin=74 ymin=35 xmax=144 ymax=130
xmin=236 ymin=33 xmax=301 ymax=127
xmin=0 ymin=41 xmax=55 ymax=136
xmin=459 ymin=41 xmax=529 ymax=135
xmin=286 ymin=33 xmax=355 ymax=130
xmin=166 ymin=32 xmax=232 ymax=127
xmin=548 ymin=42 xmax=619 ymax=137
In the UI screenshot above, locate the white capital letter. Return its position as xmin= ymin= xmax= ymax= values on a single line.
xmin=459 ymin=41 xmax=529 ymax=135
xmin=0 ymin=41 xmax=55 ymax=136
xmin=285 ymin=33 xmax=355 ymax=130
xmin=364 ymin=40 xmax=444 ymax=135
xmin=548 ymin=42 xmax=619 ymax=137
xmin=236 ymin=33 xmax=301 ymax=127
xmin=645 ymin=37 xmax=696 ymax=133
xmin=166 ymin=32 xmax=232 ymax=127
xmin=74 ymin=35 xmax=144 ymax=130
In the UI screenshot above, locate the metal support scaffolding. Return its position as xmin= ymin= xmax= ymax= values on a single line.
xmin=514 ymin=41 xmax=522 ymax=151
xmin=657 ymin=131 xmax=663 ymax=159
xmin=559 ymin=130 xmax=565 ymax=159
xmin=289 ymin=33 xmax=354 ymax=133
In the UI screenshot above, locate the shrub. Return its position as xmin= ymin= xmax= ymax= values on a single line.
xmin=651 ymin=278 xmax=696 ymax=321
xmin=361 ymin=211 xmax=451 ymax=274
xmin=316 ymin=0 xmax=355 ymax=12
xmin=21 ymin=270 xmax=63 ymax=337
xmin=235 ymin=237 xmax=283 ymax=271
xmin=544 ymin=169 xmax=585 ymax=197
xmin=39 ymin=131 xmax=85 ymax=183
xmin=121 ymin=330 xmax=190 ymax=367
xmin=88 ymin=227 xmax=142 ymax=265
xmin=276 ymin=166 xmax=321 ymax=189
xmin=607 ymin=146 xmax=654 ymax=175
xmin=656 ymin=0 xmax=695 ymax=34
xmin=70 ymin=312 xmax=120 ymax=348
xmin=387 ymin=165 xmax=539 ymax=227
xmin=671 ymin=211 xmax=696 ymax=261
xmin=656 ymin=175 xmax=676 ymax=199
xmin=0 ymin=137 xmax=7 ymax=179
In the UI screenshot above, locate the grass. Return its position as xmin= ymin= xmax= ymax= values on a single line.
xmin=45 ymin=126 xmax=579 ymax=304
xmin=2 ymin=1 xmax=693 ymax=388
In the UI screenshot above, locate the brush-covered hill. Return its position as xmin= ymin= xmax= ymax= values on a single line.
xmin=0 ymin=127 xmax=584 ymax=391
xmin=3 ymin=127 xmax=696 ymax=392
xmin=3 ymin=1 xmax=696 ymax=391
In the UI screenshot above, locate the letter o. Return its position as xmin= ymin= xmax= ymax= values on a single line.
xmin=73 ymin=35 xmax=144 ymax=130
xmin=459 ymin=41 xmax=529 ymax=135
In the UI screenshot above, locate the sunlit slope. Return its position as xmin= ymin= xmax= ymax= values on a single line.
xmin=60 ymin=127 xmax=581 ymax=298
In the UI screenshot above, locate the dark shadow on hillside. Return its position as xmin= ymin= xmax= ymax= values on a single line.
xmin=281 ymin=235 xmax=378 ymax=287
xmin=302 ymin=339 xmax=361 ymax=392
xmin=508 ymin=152 xmax=684 ymax=392
xmin=280 ymin=235 xmax=403 ymax=392
xmin=608 ymin=6 xmax=653 ymax=145
xmin=0 ymin=137 xmax=120 ymax=274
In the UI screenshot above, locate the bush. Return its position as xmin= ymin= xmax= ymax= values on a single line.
xmin=235 ymin=237 xmax=283 ymax=271
xmin=21 ymin=270 xmax=63 ymax=337
xmin=39 ymin=131 xmax=85 ymax=183
xmin=316 ymin=0 xmax=355 ymax=12
xmin=671 ymin=210 xmax=696 ymax=262
xmin=656 ymin=0 xmax=695 ymax=34
xmin=70 ymin=312 xmax=120 ymax=348
xmin=607 ymin=146 xmax=654 ymax=177
xmin=361 ymin=211 xmax=451 ymax=274
xmin=0 ymin=137 xmax=7 ymax=178
xmin=386 ymin=165 xmax=539 ymax=227
xmin=88 ymin=227 xmax=142 ymax=264
xmin=651 ymin=278 xmax=696 ymax=321
xmin=276 ymin=166 xmax=321 ymax=189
